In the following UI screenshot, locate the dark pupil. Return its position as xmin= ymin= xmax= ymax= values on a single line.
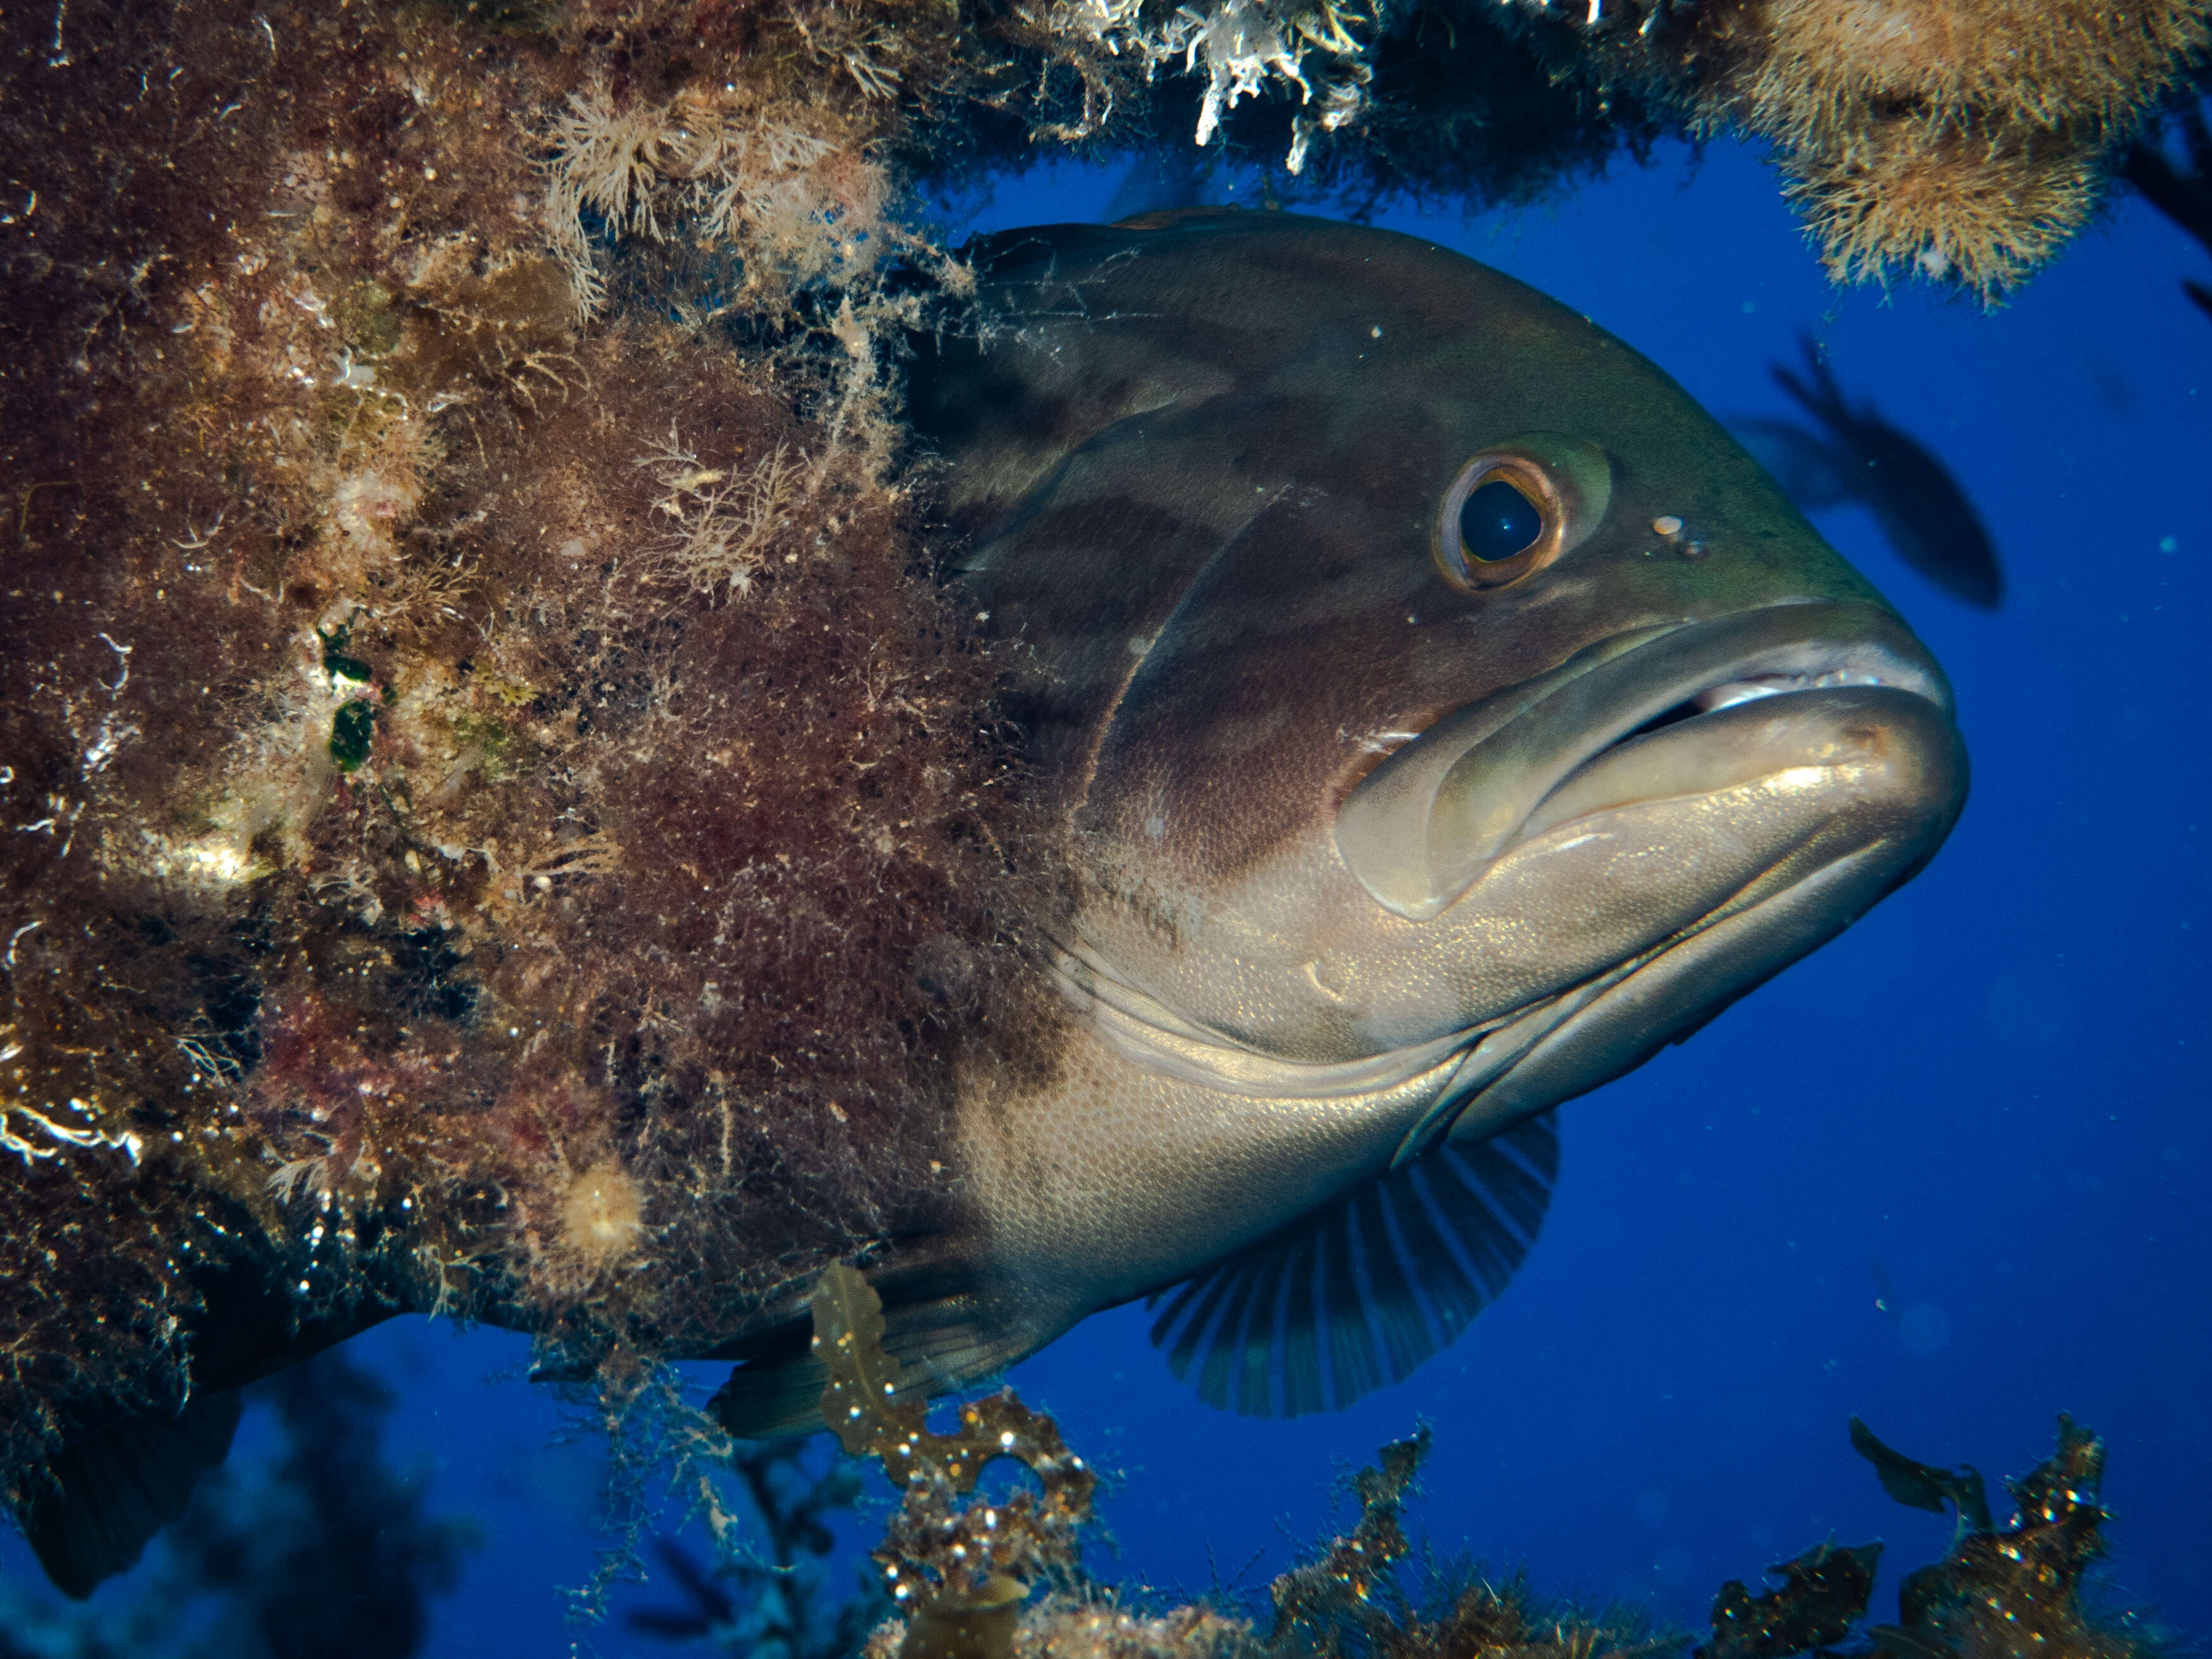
xmin=1460 ymin=477 xmax=1543 ymax=563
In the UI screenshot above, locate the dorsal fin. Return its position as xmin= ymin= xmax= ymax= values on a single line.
xmin=958 ymin=207 xmax=1254 ymax=279
xmin=19 ymin=1390 xmax=244 ymax=1598
xmin=1108 ymin=205 xmax=1246 ymax=232
xmin=1147 ymin=1115 xmax=1559 ymax=1416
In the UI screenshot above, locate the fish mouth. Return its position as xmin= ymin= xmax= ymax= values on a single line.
xmin=1338 ymin=600 xmax=1965 ymax=1165
xmin=1334 ymin=600 xmax=1959 ymax=923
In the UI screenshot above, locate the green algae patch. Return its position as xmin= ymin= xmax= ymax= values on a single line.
xmin=319 ymin=624 xmax=376 ymax=689
xmin=328 ymin=699 xmax=380 ymax=772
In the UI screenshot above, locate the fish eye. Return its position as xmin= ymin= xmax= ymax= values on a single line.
xmin=1459 ymin=477 xmax=1543 ymax=564
xmin=1433 ymin=434 xmax=1614 ymax=592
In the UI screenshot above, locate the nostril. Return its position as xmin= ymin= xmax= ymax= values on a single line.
xmin=1650 ymin=516 xmax=1711 ymax=560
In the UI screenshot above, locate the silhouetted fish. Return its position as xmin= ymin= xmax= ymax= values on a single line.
xmin=2121 ymin=101 xmax=2212 ymax=321
xmin=1735 ymin=339 xmax=2003 ymax=609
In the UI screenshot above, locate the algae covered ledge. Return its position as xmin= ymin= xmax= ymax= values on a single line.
xmin=0 ymin=0 xmax=1060 ymax=1510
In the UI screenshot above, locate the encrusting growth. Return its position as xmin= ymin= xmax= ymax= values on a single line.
xmin=971 ymin=0 xmax=2211 ymax=300
xmin=0 ymin=0 xmax=1042 ymax=1534
xmin=555 ymin=1159 xmax=646 ymax=1278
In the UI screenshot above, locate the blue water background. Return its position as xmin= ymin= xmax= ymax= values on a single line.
xmin=4 ymin=137 xmax=2205 ymax=1654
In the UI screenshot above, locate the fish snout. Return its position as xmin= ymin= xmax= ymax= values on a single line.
xmin=1333 ymin=600 xmax=1958 ymax=922
xmin=1507 ymin=681 xmax=1964 ymax=865
xmin=1435 ymin=680 xmax=1965 ymax=1141
xmin=1325 ymin=598 xmax=1964 ymax=1140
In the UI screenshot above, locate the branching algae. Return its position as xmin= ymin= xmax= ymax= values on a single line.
xmin=1 ymin=1250 xmax=2161 ymax=1659
xmin=795 ymin=1263 xmax=1098 ymax=1656
xmin=737 ymin=1271 xmax=2166 ymax=1659
xmin=629 ymin=1437 xmax=883 ymax=1658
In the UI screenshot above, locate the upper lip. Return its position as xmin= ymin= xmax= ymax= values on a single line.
xmin=1334 ymin=601 xmax=1954 ymax=920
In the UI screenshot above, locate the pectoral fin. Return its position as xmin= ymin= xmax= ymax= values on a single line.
xmin=20 ymin=1390 xmax=244 ymax=1598
xmin=1146 ymin=1114 xmax=1558 ymax=1416
xmin=710 ymin=1268 xmax=1048 ymax=1441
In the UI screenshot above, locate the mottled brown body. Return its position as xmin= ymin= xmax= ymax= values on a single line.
xmin=715 ymin=211 xmax=1967 ymax=1432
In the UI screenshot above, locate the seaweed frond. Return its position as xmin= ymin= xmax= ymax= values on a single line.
xmin=1701 ymin=1542 xmax=1883 ymax=1659
xmin=1268 ymin=1427 xmax=1426 ymax=1648
xmin=811 ymin=1262 xmax=1097 ymax=1652
xmin=1689 ymin=1415 xmax=2167 ymax=1659
xmin=1263 ymin=1428 xmax=1667 ymax=1659
xmin=1866 ymin=1416 xmax=2159 ymax=1659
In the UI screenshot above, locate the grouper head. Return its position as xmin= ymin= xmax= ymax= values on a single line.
xmin=721 ymin=210 xmax=1968 ymax=1431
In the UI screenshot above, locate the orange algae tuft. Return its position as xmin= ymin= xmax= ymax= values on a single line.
xmin=1556 ymin=0 xmax=2212 ymax=300
xmin=556 ymin=1159 xmax=646 ymax=1273
xmin=1779 ymin=118 xmax=2105 ymax=294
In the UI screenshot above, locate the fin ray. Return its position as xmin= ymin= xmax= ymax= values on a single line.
xmin=1278 ymin=1225 xmax=1325 ymax=1417
xmin=1148 ymin=1114 xmax=1560 ymax=1416
xmin=1236 ymin=1245 xmax=1294 ymax=1417
xmin=1320 ymin=1204 xmax=1376 ymax=1408
xmin=1162 ymin=1258 xmax=1242 ymax=1385
xmin=1197 ymin=1258 xmax=1264 ymax=1410
xmin=1455 ymin=1139 xmax=1551 ymax=1242
xmin=1354 ymin=1180 xmax=1434 ymax=1384
xmin=22 ymin=1391 xmax=244 ymax=1599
